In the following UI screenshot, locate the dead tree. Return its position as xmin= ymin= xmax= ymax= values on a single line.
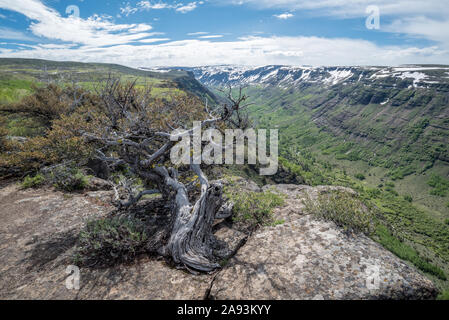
xmin=82 ymin=78 xmax=251 ymax=272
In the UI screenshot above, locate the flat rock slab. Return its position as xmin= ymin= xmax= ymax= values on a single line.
xmin=209 ymin=185 xmax=437 ymax=300
xmin=0 ymin=182 xmax=438 ymax=300
xmin=0 ymin=183 xmax=212 ymax=300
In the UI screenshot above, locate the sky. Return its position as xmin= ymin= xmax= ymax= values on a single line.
xmin=0 ymin=0 xmax=448 ymax=67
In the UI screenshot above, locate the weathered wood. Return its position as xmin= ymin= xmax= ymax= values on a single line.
xmin=154 ymin=165 xmax=225 ymax=272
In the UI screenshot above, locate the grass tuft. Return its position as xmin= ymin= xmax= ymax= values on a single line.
xmin=304 ymin=190 xmax=374 ymax=235
xmin=226 ymin=188 xmax=285 ymax=228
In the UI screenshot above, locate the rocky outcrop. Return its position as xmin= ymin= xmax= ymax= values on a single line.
xmin=0 ymin=183 xmax=213 ymax=300
xmin=0 ymin=182 xmax=438 ymax=300
xmin=209 ymin=185 xmax=437 ymax=300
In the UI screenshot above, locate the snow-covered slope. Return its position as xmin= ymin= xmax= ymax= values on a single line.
xmin=143 ymin=65 xmax=449 ymax=90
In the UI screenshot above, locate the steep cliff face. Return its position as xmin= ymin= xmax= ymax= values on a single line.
xmin=152 ymin=65 xmax=449 ymax=170
xmin=156 ymin=65 xmax=449 ymax=90
xmin=168 ymin=65 xmax=449 ymax=215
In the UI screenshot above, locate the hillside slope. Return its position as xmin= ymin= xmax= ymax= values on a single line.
xmin=175 ymin=65 xmax=449 ymax=216
xmin=0 ymin=58 xmax=216 ymax=105
xmin=0 ymin=58 xmax=217 ymax=139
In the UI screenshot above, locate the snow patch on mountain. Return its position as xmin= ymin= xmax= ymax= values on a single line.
xmin=397 ymin=72 xmax=428 ymax=87
xmin=141 ymin=65 xmax=449 ymax=89
xmin=323 ymin=69 xmax=353 ymax=85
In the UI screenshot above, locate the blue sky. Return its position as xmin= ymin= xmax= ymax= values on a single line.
xmin=0 ymin=0 xmax=448 ymax=67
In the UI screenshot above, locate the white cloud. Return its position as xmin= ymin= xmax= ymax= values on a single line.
xmin=1 ymin=0 xmax=448 ymax=68
xmin=226 ymin=0 xmax=449 ymax=48
xmin=225 ymin=0 xmax=449 ymax=18
xmin=2 ymin=35 xmax=448 ymax=68
xmin=139 ymin=38 xmax=171 ymax=43
xmin=137 ymin=1 xmax=172 ymax=10
xmin=121 ymin=1 xmax=203 ymax=15
xmin=129 ymin=24 xmax=154 ymax=33
xmin=386 ymin=17 xmax=449 ymax=45
xmin=0 ymin=27 xmax=35 ymax=41
xmin=176 ymin=2 xmax=202 ymax=13
xmin=0 ymin=0 xmax=156 ymax=46
xmin=188 ymin=32 xmax=209 ymax=36
xmin=198 ymin=35 xmax=223 ymax=39
xmin=37 ymin=43 xmax=77 ymax=49
xmin=120 ymin=5 xmax=139 ymax=17
xmin=274 ymin=13 xmax=294 ymax=20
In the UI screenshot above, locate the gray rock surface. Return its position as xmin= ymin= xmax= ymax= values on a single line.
xmin=209 ymin=185 xmax=437 ymax=300
xmin=0 ymin=182 xmax=438 ymax=300
xmin=0 ymin=184 xmax=212 ymax=300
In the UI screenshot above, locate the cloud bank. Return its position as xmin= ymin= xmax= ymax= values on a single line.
xmin=0 ymin=0 xmax=448 ymax=67
xmin=1 ymin=35 xmax=447 ymax=67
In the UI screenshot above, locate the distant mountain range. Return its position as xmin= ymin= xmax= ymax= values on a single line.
xmin=142 ymin=65 xmax=449 ymax=91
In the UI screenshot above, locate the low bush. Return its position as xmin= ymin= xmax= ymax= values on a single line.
xmin=375 ymin=225 xmax=446 ymax=280
xmin=355 ymin=173 xmax=366 ymax=181
xmin=388 ymin=166 xmax=416 ymax=181
xmin=0 ymin=84 xmax=97 ymax=176
xmin=22 ymin=174 xmax=45 ymax=189
xmin=22 ymin=165 xmax=91 ymax=192
xmin=437 ymin=289 xmax=449 ymax=300
xmin=44 ymin=166 xmax=90 ymax=192
xmin=427 ymin=174 xmax=449 ymax=197
xmin=304 ymin=190 xmax=374 ymax=235
xmin=227 ymin=190 xmax=285 ymax=227
xmin=74 ymin=215 xmax=148 ymax=267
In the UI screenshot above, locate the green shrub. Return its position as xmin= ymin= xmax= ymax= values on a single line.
xmin=430 ymin=188 xmax=447 ymax=197
xmin=375 ymin=225 xmax=446 ymax=280
xmin=304 ymin=190 xmax=374 ymax=235
xmin=388 ymin=189 xmax=399 ymax=196
xmin=22 ymin=166 xmax=90 ymax=192
xmin=45 ymin=166 xmax=90 ymax=192
xmin=22 ymin=173 xmax=45 ymax=189
xmin=365 ymin=187 xmax=381 ymax=198
xmin=355 ymin=173 xmax=366 ymax=181
xmin=437 ymin=289 xmax=449 ymax=300
xmin=403 ymin=195 xmax=413 ymax=203
xmin=74 ymin=215 xmax=148 ymax=266
xmin=229 ymin=190 xmax=285 ymax=227
xmin=389 ymin=166 xmax=416 ymax=181
xmin=384 ymin=182 xmax=397 ymax=195
xmin=427 ymin=174 xmax=449 ymax=197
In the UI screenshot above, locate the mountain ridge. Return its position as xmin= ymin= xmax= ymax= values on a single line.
xmin=0 ymin=58 xmax=217 ymax=104
xmin=145 ymin=64 xmax=449 ymax=91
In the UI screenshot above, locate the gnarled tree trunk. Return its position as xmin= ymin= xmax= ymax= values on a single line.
xmin=82 ymin=79 xmax=250 ymax=273
xmin=155 ymin=165 xmax=228 ymax=272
